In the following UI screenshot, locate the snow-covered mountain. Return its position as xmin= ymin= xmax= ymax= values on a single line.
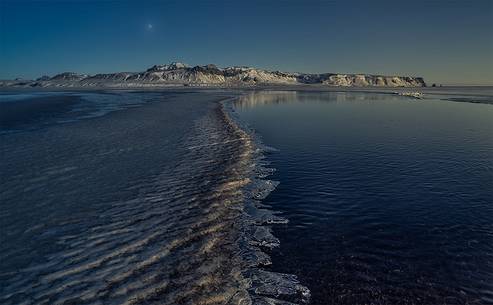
xmin=2 ymin=62 xmax=426 ymax=88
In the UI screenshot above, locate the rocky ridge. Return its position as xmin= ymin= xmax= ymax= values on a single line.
xmin=1 ymin=62 xmax=426 ymax=88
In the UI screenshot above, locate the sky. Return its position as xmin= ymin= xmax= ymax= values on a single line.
xmin=1 ymin=0 xmax=492 ymax=85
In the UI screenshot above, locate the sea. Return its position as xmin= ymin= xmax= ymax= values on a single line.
xmin=232 ymin=89 xmax=493 ymax=305
xmin=1 ymin=88 xmax=492 ymax=305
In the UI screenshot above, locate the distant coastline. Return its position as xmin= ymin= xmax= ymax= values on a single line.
xmin=2 ymin=84 xmax=492 ymax=105
xmin=0 ymin=62 xmax=426 ymax=88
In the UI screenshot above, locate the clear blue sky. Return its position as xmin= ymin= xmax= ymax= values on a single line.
xmin=1 ymin=0 xmax=492 ymax=85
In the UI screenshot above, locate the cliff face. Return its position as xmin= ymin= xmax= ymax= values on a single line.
xmin=319 ymin=74 xmax=426 ymax=87
xmin=5 ymin=62 xmax=426 ymax=88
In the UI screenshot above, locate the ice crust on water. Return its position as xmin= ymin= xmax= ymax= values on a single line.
xmin=251 ymin=180 xmax=280 ymax=200
xmin=247 ymin=270 xmax=311 ymax=303
xmin=222 ymin=98 xmax=310 ymax=305
xmin=243 ymin=202 xmax=289 ymax=226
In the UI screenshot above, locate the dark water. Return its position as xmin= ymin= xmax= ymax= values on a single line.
xmin=233 ymin=91 xmax=493 ymax=305
xmin=0 ymin=91 xmax=162 ymax=133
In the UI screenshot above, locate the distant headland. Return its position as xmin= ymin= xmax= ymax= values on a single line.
xmin=0 ymin=62 xmax=426 ymax=88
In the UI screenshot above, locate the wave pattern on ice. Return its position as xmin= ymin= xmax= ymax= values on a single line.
xmin=0 ymin=93 xmax=308 ymax=305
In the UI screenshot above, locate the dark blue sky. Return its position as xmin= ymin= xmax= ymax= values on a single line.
xmin=1 ymin=0 xmax=492 ymax=84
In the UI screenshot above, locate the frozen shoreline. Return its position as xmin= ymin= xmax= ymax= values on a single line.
xmin=219 ymin=97 xmax=311 ymax=304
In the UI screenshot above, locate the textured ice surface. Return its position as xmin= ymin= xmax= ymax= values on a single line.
xmin=0 ymin=90 xmax=308 ymax=305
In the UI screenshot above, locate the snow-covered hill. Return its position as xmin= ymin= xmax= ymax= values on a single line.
xmin=2 ymin=62 xmax=426 ymax=88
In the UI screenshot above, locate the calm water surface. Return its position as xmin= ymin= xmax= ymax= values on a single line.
xmin=233 ymin=91 xmax=493 ymax=305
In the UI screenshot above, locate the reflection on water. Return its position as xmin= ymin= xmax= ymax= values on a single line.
xmin=235 ymin=90 xmax=391 ymax=109
xmin=233 ymin=90 xmax=493 ymax=305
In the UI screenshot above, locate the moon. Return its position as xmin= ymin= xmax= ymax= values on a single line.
xmin=147 ymin=23 xmax=153 ymax=30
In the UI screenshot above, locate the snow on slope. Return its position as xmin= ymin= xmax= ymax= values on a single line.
xmin=3 ymin=62 xmax=426 ymax=88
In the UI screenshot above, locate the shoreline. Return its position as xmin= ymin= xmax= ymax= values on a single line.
xmin=2 ymin=85 xmax=492 ymax=105
xmin=219 ymin=96 xmax=311 ymax=304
